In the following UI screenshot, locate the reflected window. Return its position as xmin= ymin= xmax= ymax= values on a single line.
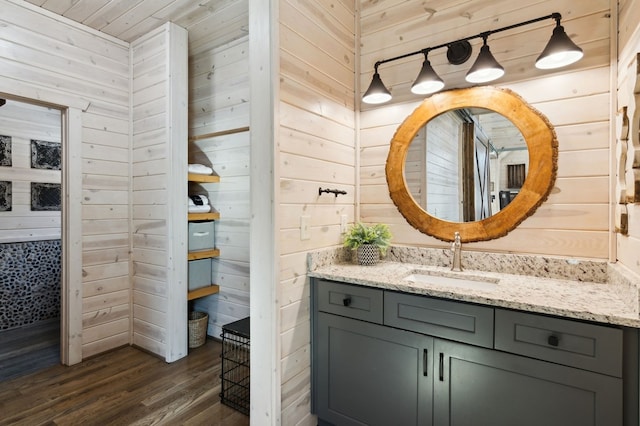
xmin=507 ymin=163 xmax=526 ymax=188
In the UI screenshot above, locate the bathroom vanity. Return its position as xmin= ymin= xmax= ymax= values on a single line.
xmin=308 ymin=79 xmax=638 ymax=426
xmin=309 ymin=250 xmax=640 ymax=426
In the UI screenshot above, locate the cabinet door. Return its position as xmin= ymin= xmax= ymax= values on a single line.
xmin=316 ymin=312 xmax=434 ymax=426
xmin=433 ymin=339 xmax=622 ymax=426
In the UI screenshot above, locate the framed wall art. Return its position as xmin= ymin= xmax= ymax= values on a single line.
xmin=31 ymin=139 xmax=61 ymax=170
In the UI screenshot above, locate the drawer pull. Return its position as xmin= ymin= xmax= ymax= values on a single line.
xmin=342 ymin=296 xmax=352 ymax=307
xmin=547 ymin=335 xmax=560 ymax=347
xmin=423 ymin=349 xmax=428 ymax=376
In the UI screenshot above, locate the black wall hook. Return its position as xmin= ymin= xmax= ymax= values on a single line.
xmin=319 ymin=187 xmax=347 ymax=197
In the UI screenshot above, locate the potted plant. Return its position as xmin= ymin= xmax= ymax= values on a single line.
xmin=343 ymin=222 xmax=392 ymax=265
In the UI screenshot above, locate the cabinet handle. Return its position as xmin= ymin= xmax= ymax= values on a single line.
xmin=439 ymin=353 xmax=444 ymax=381
xmin=547 ymin=335 xmax=560 ymax=347
xmin=342 ymin=296 xmax=352 ymax=307
xmin=423 ymin=349 xmax=428 ymax=376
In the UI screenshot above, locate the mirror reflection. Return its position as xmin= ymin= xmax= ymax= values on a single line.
xmin=405 ymin=108 xmax=527 ymax=222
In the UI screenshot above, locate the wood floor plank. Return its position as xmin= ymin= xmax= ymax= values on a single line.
xmin=3 ymin=350 xmax=153 ymax=420
xmin=0 ymin=339 xmax=249 ymax=426
xmin=0 ymin=318 xmax=60 ymax=382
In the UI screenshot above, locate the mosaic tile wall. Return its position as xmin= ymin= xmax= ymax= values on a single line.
xmin=0 ymin=240 xmax=61 ymax=330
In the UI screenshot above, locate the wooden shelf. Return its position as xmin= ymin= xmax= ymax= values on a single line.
xmin=188 ymin=284 xmax=220 ymax=301
xmin=188 ymin=248 xmax=220 ymax=261
xmin=188 ymin=126 xmax=250 ymax=142
xmin=188 ymin=173 xmax=220 ymax=183
xmin=188 ymin=211 xmax=220 ymax=221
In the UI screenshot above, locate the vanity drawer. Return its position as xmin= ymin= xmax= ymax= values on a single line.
xmin=384 ymin=292 xmax=494 ymax=348
xmin=316 ymin=280 xmax=383 ymax=324
xmin=495 ymin=309 xmax=623 ymax=377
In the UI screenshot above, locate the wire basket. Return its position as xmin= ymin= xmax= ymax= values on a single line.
xmin=220 ymin=317 xmax=250 ymax=415
xmin=188 ymin=311 xmax=208 ymax=348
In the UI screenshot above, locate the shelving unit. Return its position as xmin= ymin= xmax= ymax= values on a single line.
xmin=188 ymin=172 xmax=220 ymax=301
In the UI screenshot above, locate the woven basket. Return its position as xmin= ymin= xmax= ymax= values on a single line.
xmin=188 ymin=311 xmax=209 ymax=348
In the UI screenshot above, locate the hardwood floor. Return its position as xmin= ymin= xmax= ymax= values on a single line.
xmin=0 ymin=319 xmax=60 ymax=382
xmin=0 ymin=338 xmax=249 ymax=425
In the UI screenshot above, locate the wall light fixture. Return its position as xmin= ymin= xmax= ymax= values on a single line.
xmin=362 ymin=12 xmax=583 ymax=104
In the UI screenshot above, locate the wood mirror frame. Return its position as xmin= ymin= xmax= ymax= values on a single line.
xmin=386 ymin=86 xmax=558 ymax=243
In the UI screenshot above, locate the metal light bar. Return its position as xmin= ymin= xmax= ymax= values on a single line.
xmin=363 ymin=12 xmax=583 ymax=104
xmin=371 ymin=13 xmax=560 ymax=71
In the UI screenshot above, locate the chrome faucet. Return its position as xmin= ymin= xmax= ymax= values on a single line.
xmin=451 ymin=232 xmax=463 ymax=272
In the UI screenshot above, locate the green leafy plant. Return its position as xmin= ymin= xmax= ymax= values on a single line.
xmin=343 ymin=222 xmax=392 ymax=255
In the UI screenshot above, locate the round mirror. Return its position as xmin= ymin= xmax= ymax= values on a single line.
xmin=386 ymin=86 xmax=557 ymax=243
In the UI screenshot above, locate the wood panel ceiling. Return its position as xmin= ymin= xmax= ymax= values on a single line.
xmin=21 ymin=0 xmax=248 ymax=49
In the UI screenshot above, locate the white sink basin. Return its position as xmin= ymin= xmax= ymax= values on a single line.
xmin=403 ymin=270 xmax=499 ymax=291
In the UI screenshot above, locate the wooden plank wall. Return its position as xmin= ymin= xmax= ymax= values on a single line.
xmin=186 ymin=1 xmax=251 ymax=341
xmin=278 ymin=0 xmax=356 ymax=423
xmin=359 ymin=0 xmax=612 ymax=259
xmin=0 ymin=100 xmax=61 ymax=242
xmin=0 ymin=0 xmax=132 ymax=360
xmin=406 ymin=127 xmax=426 ymax=208
xmin=130 ymin=25 xmax=168 ymax=360
xmin=616 ymin=0 xmax=640 ymax=275
xmin=426 ymin=113 xmax=462 ymax=221
xmin=130 ymin=23 xmax=189 ymax=361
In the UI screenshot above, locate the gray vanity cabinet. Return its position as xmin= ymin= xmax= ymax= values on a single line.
xmin=313 ymin=279 xmax=433 ymax=425
xmin=312 ymin=278 xmax=625 ymax=425
xmin=433 ymin=338 xmax=622 ymax=426
xmin=316 ymin=312 xmax=434 ymax=425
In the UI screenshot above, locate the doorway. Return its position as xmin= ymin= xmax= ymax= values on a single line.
xmin=0 ymin=98 xmax=63 ymax=380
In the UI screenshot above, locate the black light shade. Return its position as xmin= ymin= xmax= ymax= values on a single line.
xmin=465 ymin=40 xmax=504 ymax=84
xmin=535 ymin=24 xmax=583 ymax=69
xmin=411 ymin=57 xmax=445 ymax=95
xmin=362 ymin=71 xmax=392 ymax=104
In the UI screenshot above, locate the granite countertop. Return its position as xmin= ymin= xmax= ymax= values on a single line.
xmin=308 ymin=247 xmax=640 ymax=328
